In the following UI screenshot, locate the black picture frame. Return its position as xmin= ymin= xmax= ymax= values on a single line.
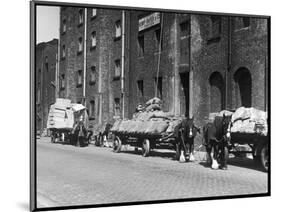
xmin=30 ymin=1 xmax=270 ymax=211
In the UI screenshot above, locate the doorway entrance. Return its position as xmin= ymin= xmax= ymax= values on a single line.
xmin=179 ymin=72 xmax=189 ymax=117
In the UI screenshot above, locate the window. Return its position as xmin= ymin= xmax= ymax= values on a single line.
xmin=115 ymin=20 xmax=121 ymax=38
xmin=242 ymin=17 xmax=250 ymax=28
xmin=90 ymin=66 xmax=96 ymax=84
xmin=77 ymin=70 xmax=82 ymax=87
xmin=114 ymin=59 xmax=121 ymax=77
xmin=155 ymin=28 xmax=163 ymax=51
xmin=45 ymin=56 xmax=48 ymax=71
xmin=78 ymin=37 xmax=83 ymax=53
xmin=209 ymin=16 xmax=221 ymax=40
xmin=154 ymin=77 xmax=163 ymax=99
xmin=180 ymin=21 xmax=190 ymax=64
xmin=78 ymin=9 xmax=83 ymax=25
xmin=91 ymin=8 xmax=97 ymax=17
xmin=137 ymin=35 xmax=144 ymax=57
xmin=62 ymin=19 xmax=66 ymax=33
xmin=90 ymin=100 xmax=95 ymax=118
xmin=114 ymin=98 xmax=121 ymax=117
xmin=91 ymin=31 xmax=96 ymax=48
xmin=62 ymin=45 xmax=66 ymax=58
xmin=137 ymin=80 xmax=144 ymax=97
xmin=60 ymin=74 xmax=65 ymax=90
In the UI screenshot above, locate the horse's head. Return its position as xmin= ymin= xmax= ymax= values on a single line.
xmin=222 ymin=114 xmax=232 ymax=142
xmin=186 ymin=116 xmax=200 ymax=138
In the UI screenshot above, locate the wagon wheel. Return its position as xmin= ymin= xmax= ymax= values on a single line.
xmin=113 ymin=135 xmax=122 ymax=153
xmin=260 ymin=144 xmax=269 ymax=172
xmin=51 ymin=132 xmax=55 ymax=143
xmin=142 ymin=139 xmax=150 ymax=157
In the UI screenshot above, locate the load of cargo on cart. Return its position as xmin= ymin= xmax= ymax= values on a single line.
xmin=47 ymin=98 xmax=91 ymax=147
xmin=211 ymin=107 xmax=268 ymax=171
xmin=110 ymin=97 xmax=183 ymax=157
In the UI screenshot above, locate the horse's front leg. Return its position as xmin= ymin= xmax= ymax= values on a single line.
xmin=179 ymin=139 xmax=187 ymax=163
xmin=189 ymin=140 xmax=195 ymax=162
xmin=210 ymin=144 xmax=219 ymax=169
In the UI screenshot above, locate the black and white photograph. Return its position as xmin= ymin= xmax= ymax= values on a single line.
xmin=30 ymin=0 xmax=270 ymax=211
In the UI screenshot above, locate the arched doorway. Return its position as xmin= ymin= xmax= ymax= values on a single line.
xmin=209 ymin=72 xmax=224 ymax=113
xmin=234 ymin=68 xmax=252 ymax=108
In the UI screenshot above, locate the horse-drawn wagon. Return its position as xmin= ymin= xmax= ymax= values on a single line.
xmin=228 ymin=107 xmax=268 ymax=171
xmin=47 ymin=98 xmax=91 ymax=147
xmin=203 ymin=107 xmax=268 ymax=171
xmin=110 ymin=98 xmax=199 ymax=161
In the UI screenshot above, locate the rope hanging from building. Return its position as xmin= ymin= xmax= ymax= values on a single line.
xmin=155 ymin=12 xmax=164 ymax=98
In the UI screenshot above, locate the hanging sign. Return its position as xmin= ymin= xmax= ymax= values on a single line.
xmin=138 ymin=12 xmax=161 ymax=31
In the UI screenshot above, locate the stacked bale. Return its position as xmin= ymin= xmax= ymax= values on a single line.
xmin=231 ymin=107 xmax=267 ymax=136
xmin=111 ymin=97 xmax=180 ymax=136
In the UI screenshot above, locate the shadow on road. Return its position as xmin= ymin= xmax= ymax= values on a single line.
xmin=119 ymin=149 xmax=178 ymax=161
xmin=199 ymin=157 xmax=266 ymax=172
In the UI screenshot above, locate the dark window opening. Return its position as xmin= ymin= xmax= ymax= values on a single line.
xmin=90 ymin=66 xmax=96 ymax=84
xmin=91 ymin=31 xmax=96 ymax=48
xmin=180 ymin=21 xmax=190 ymax=65
xmin=77 ymin=70 xmax=82 ymax=87
xmin=137 ymin=80 xmax=144 ymax=97
xmin=234 ymin=68 xmax=252 ymax=108
xmin=242 ymin=17 xmax=250 ymax=28
xmin=155 ymin=28 xmax=163 ymax=51
xmin=115 ymin=20 xmax=121 ymax=38
xmin=209 ymin=16 xmax=221 ymax=40
xmin=154 ymin=77 xmax=163 ymax=100
xmin=209 ymin=72 xmax=224 ymax=112
xmin=78 ymin=9 xmax=83 ymax=25
xmin=78 ymin=37 xmax=83 ymax=53
xmin=114 ymin=98 xmax=121 ymax=117
xmin=62 ymin=19 xmax=66 ymax=33
xmin=60 ymin=74 xmax=65 ymax=90
xmin=138 ymin=35 xmax=144 ymax=57
xmin=90 ymin=100 xmax=95 ymax=118
xmin=114 ymin=59 xmax=121 ymax=78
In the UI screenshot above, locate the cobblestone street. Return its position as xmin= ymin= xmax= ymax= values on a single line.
xmin=36 ymin=137 xmax=268 ymax=208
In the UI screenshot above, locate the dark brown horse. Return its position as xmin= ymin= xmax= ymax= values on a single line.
xmin=175 ymin=117 xmax=200 ymax=162
xmin=203 ymin=114 xmax=232 ymax=169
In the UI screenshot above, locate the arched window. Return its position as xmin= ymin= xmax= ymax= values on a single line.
xmin=234 ymin=68 xmax=252 ymax=108
xmin=209 ymin=72 xmax=224 ymax=112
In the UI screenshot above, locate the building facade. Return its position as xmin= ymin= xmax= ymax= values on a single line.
xmin=36 ymin=39 xmax=58 ymax=133
xmin=58 ymin=7 xmax=269 ymax=145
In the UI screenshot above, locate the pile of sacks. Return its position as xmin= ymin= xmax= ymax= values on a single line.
xmin=231 ymin=107 xmax=268 ymax=136
xmin=110 ymin=97 xmax=182 ymax=135
xmin=208 ymin=110 xmax=234 ymax=123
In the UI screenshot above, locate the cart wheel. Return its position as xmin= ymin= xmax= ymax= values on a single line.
xmin=175 ymin=143 xmax=180 ymax=160
xmin=142 ymin=139 xmax=150 ymax=157
xmin=260 ymin=144 xmax=268 ymax=172
xmin=113 ymin=136 xmax=122 ymax=153
xmin=51 ymin=133 xmax=55 ymax=143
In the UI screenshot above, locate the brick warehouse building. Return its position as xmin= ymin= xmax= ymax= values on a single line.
xmin=36 ymin=39 xmax=58 ymax=133
xmin=59 ymin=7 xmax=130 ymax=131
xmin=58 ymin=7 xmax=268 ymax=145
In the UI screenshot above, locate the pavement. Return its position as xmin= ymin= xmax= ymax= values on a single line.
xmin=36 ymin=137 xmax=268 ymax=208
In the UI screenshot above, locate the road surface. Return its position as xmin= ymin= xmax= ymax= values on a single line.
xmin=36 ymin=137 xmax=268 ymax=208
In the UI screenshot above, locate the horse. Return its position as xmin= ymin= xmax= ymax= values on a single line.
xmin=203 ymin=114 xmax=232 ymax=170
xmin=175 ymin=117 xmax=200 ymax=162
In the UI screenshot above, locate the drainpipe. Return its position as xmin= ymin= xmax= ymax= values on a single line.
xmin=226 ymin=17 xmax=231 ymax=110
xmin=83 ymin=8 xmax=87 ymax=105
xmin=56 ymin=42 xmax=60 ymax=99
xmin=121 ymin=10 xmax=125 ymax=119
